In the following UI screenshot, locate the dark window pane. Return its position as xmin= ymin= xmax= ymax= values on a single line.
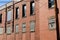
xmin=16 ymin=7 xmax=19 ymax=19
xmin=22 ymin=4 xmax=26 ymax=17
xmin=48 ymin=0 xmax=54 ymax=8
xmin=30 ymin=1 xmax=35 ymax=15
xmin=0 ymin=14 xmax=2 ymax=23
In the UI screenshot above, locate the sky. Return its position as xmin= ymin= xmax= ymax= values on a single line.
xmin=0 ymin=0 xmax=12 ymax=6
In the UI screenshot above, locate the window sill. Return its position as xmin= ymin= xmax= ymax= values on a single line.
xmin=22 ymin=32 xmax=26 ymax=33
xmin=15 ymin=32 xmax=19 ymax=34
xmin=49 ymin=28 xmax=56 ymax=31
xmin=30 ymin=31 xmax=35 ymax=33
xmin=49 ymin=7 xmax=54 ymax=9
xmin=6 ymin=33 xmax=11 ymax=35
xmin=30 ymin=14 xmax=35 ymax=16
xmin=22 ymin=16 xmax=27 ymax=18
xmin=0 ymin=34 xmax=3 ymax=35
xmin=48 ymin=6 xmax=55 ymax=9
xmin=7 ymin=20 xmax=12 ymax=24
xmin=15 ymin=18 xmax=19 ymax=20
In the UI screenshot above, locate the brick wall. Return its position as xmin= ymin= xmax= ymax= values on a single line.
xmin=0 ymin=0 xmax=59 ymax=40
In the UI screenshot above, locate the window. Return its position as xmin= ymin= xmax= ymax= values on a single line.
xmin=30 ymin=21 xmax=35 ymax=32
xmin=16 ymin=7 xmax=19 ymax=19
xmin=22 ymin=23 xmax=26 ymax=32
xmin=48 ymin=0 xmax=54 ymax=8
xmin=49 ymin=18 xmax=56 ymax=29
xmin=22 ymin=4 xmax=26 ymax=17
xmin=12 ymin=24 xmax=14 ymax=32
xmin=6 ymin=27 xmax=11 ymax=34
xmin=30 ymin=1 xmax=35 ymax=15
xmin=7 ymin=10 xmax=12 ymax=21
xmin=15 ymin=25 xmax=19 ymax=33
xmin=0 ymin=14 xmax=2 ymax=23
xmin=0 ymin=28 xmax=3 ymax=34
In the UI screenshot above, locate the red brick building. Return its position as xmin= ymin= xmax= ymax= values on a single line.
xmin=0 ymin=0 xmax=60 ymax=40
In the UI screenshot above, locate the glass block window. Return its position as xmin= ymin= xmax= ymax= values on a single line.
xmin=7 ymin=10 xmax=12 ymax=21
xmin=0 ymin=28 xmax=3 ymax=34
xmin=30 ymin=21 xmax=35 ymax=32
xmin=49 ymin=17 xmax=56 ymax=29
xmin=22 ymin=23 xmax=26 ymax=32
xmin=15 ymin=25 xmax=19 ymax=33
xmin=7 ymin=27 xmax=11 ymax=34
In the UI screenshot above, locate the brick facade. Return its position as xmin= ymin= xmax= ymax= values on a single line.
xmin=0 ymin=0 xmax=60 ymax=40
